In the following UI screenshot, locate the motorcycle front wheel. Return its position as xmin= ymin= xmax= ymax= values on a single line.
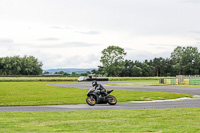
xmin=86 ymin=96 xmax=96 ymax=106
xmin=107 ymin=95 xmax=117 ymax=105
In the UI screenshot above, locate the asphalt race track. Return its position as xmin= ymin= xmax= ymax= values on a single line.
xmin=1 ymin=81 xmax=200 ymax=112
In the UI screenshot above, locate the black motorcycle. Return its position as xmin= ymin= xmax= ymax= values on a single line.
xmin=86 ymin=88 xmax=117 ymax=106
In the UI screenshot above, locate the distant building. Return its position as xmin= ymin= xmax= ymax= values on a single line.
xmin=88 ymin=74 xmax=96 ymax=79
xmin=86 ymin=74 xmax=108 ymax=81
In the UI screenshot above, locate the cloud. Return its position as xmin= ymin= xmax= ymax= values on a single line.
xmin=124 ymin=47 xmax=135 ymax=51
xmin=38 ymin=42 xmax=99 ymax=48
xmin=49 ymin=26 xmax=72 ymax=30
xmin=156 ymin=47 xmax=167 ymax=50
xmin=190 ymin=31 xmax=200 ymax=34
xmin=126 ymin=50 xmax=172 ymax=62
xmin=38 ymin=37 xmax=60 ymax=41
xmin=61 ymin=42 xmax=99 ymax=47
xmin=49 ymin=26 xmax=64 ymax=29
xmin=182 ymin=0 xmax=200 ymax=3
xmin=50 ymin=26 xmax=99 ymax=35
xmin=57 ymin=54 xmax=100 ymax=69
xmin=0 ymin=38 xmax=14 ymax=43
xmin=76 ymin=31 xmax=100 ymax=35
xmin=33 ymin=52 xmax=100 ymax=69
xmin=148 ymin=43 xmax=178 ymax=47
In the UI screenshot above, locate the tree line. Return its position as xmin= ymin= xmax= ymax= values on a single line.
xmin=0 ymin=56 xmax=43 ymax=75
xmin=1 ymin=46 xmax=200 ymax=77
xmin=94 ymin=46 xmax=200 ymax=77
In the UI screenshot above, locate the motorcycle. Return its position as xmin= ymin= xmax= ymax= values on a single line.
xmin=86 ymin=88 xmax=117 ymax=106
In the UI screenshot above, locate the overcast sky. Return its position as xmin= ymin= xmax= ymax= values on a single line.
xmin=0 ymin=0 xmax=200 ymax=69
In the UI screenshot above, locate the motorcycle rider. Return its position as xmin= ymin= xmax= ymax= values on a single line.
xmin=92 ymin=80 xmax=108 ymax=97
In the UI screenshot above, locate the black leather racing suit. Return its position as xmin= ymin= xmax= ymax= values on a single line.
xmin=95 ymin=84 xmax=107 ymax=97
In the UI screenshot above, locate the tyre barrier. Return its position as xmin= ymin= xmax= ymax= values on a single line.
xmin=183 ymin=79 xmax=200 ymax=85
xmin=160 ymin=78 xmax=200 ymax=85
xmin=164 ymin=79 xmax=178 ymax=85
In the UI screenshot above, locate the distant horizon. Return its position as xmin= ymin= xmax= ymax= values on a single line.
xmin=43 ymin=68 xmax=97 ymax=74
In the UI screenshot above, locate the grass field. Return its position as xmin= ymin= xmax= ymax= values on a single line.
xmin=1 ymin=108 xmax=200 ymax=132
xmin=0 ymin=80 xmax=198 ymax=133
xmin=0 ymin=82 xmax=192 ymax=106
xmin=107 ymin=82 xmax=200 ymax=87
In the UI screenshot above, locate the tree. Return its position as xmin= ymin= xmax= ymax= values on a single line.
xmin=90 ymin=66 xmax=105 ymax=76
xmin=54 ymin=71 xmax=70 ymax=76
xmin=171 ymin=46 xmax=184 ymax=75
xmin=100 ymin=46 xmax=126 ymax=77
xmin=20 ymin=56 xmax=43 ymax=75
xmin=171 ymin=46 xmax=200 ymax=75
xmin=91 ymin=69 xmax=97 ymax=74
xmin=0 ymin=55 xmax=43 ymax=75
xmin=54 ymin=71 xmax=65 ymax=75
xmin=80 ymin=71 xmax=91 ymax=76
xmin=43 ymin=71 xmax=50 ymax=74
xmin=165 ymin=58 xmax=175 ymax=76
xmin=131 ymin=65 xmax=142 ymax=76
xmin=120 ymin=60 xmax=133 ymax=77
xmin=71 ymin=72 xmax=80 ymax=77
xmin=140 ymin=62 xmax=154 ymax=77
xmin=152 ymin=57 xmax=166 ymax=77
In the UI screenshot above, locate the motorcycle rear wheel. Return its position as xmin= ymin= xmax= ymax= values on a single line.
xmin=107 ymin=95 xmax=117 ymax=105
xmin=86 ymin=96 xmax=96 ymax=106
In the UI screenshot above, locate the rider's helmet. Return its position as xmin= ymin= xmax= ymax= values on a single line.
xmin=92 ymin=80 xmax=97 ymax=87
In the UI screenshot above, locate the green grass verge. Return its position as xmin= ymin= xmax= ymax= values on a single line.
xmin=0 ymin=82 xmax=192 ymax=106
xmin=1 ymin=108 xmax=200 ymax=132
xmin=0 ymin=77 xmax=175 ymax=82
xmin=108 ymin=82 xmax=200 ymax=87
xmin=0 ymin=77 xmax=78 ymax=82
xmin=108 ymin=82 xmax=162 ymax=86
xmin=108 ymin=77 xmax=175 ymax=81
